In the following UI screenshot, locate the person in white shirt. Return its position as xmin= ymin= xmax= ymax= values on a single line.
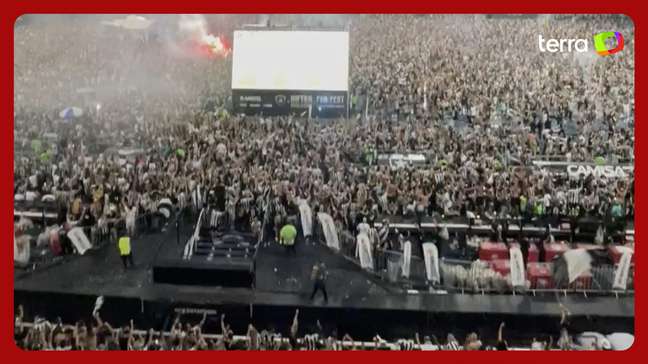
xmin=123 ymin=200 xmax=138 ymax=237
xmin=357 ymin=217 xmax=370 ymax=237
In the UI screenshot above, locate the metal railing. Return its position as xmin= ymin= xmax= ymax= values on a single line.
xmin=330 ymin=229 xmax=633 ymax=297
xmin=438 ymin=258 xmax=633 ymax=293
xmin=15 ymin=209 xmax=175 ymax=274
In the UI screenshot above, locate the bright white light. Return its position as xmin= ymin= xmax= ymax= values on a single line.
xmin=101 ymin=15 xmax=153 ymax=30
xmin=231 ymin=31 xmax=349 ymax=91
xmin=202 ymin=33 xmax=228 ymax=55
xmin=96 ymin=103 xmax=102 ymax=111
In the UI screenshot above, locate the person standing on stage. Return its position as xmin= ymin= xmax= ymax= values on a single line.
xmin=310 ymin=261 xmax=329 ymax=303
xmin=118 ymin=232 xmax=135 ymax=269
xmin=279 ymin=222 xmax=297 ymax=255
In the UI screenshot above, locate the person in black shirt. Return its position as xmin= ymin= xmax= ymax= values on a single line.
xmin=146 ymin=330 xmax=164 ymax=350
xmin=60 ymin=229 xmax=74 ymax=255
xmin=220 ymin=314 xmax=234 ymax=350
xmin=310 ymin=262 xmax=329 ymax=303
xmin=80 ymin=207 xmax=96 ymax=244
xmin=57 ymin=200 xmax=68 ymax=226
xmin=118 ymin=320 xmax=133 ymax=350
xmin=557 ymin=303 xmax=574 ymax=350
xmin=312 ymin=205 xmax=321 ymax=245
xmin=14 ymin=305 xmax=28 ymax=348
xmin=519 ymin=224 xmax=530 ymax=267
xmin=214 ymin=179 xmax=226 ymax=211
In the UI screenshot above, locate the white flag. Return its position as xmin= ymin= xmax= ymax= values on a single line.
xmin=14 ymin=234 xmax=31 ymax=265
xmin=422 ymin=242 xmax=440 ymax=284
xmin=183 ymin=208 xmax=205 ymax=259
xmin=423 ymin=83 xmax=428 ymax=112
xmin=563 ymin=249 xmax=593 ymax=283
xmin=509 ymin=246 xmax=526 ymax=288
xmin=613 ymin=251 xmax=633 ymax=290
xmin=298 ymin=199 xmax=313 ymax=237
xmin=93 ymin=296 xmax=104 ymax=316
xmin=67 ymin=227 xmax=92 ymax=255
xmin=402 ymin=241 xmax=412 ymax=278
xmin=318 ymin=213 xmax=340 ymax=251
xmin=357 ymin=233 xmax=374 ymax=270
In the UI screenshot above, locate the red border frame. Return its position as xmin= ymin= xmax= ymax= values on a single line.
xmin=1 ymin=0 xmax=644 ymax=362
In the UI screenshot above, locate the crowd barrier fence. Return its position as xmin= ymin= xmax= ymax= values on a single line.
xmin=329 ymin=227 xmax=633 ymax=297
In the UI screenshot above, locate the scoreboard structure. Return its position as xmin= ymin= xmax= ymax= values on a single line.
xmin=231 ymin=30 xmax=350 ymax=118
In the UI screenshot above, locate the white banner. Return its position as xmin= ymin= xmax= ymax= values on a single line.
xmin=402 ymin=241 xmax=412 ymax=278
xmin=563 ymin=249 xmax=593 ymax=283
xmin=613 ymin=251 xmax=633 ymax=290
xmin=567 ymin=165 xmax=632 ymax=179
xmin=377 ymin=153 xmax=427 ymax=169
xmin=532 ymin=161 xmax=633 ymax=179
xmin=298 ymin=200 xmax=313 ymax=237
xmin=14 ymin=234 xmax=30 ymax=265
xmin=67 ymin=227 xmax=92 ymax=255
xmin=509 ymin=246 xmax=526 ymax=288
xmin=318 ymin=212 xmax=340 ymax=251
xmin=357 ymin=233 xmax=373 ymax=270
xmin=92 ymin=296 xmax=104 ymax=316
xmin=422 ymin=242 xmax=440 ymax=284
xmin=183 ymin=208 xmax=205 ymax=259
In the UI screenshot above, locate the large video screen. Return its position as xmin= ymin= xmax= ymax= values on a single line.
xmin=231 ymin=30 xmax=349 ymax=91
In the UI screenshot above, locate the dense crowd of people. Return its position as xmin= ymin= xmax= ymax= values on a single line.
xmin=18 ymin=304 xmax=612 ymax=351
xmin=14 ymin=15 xmax=634 ymax=250
xmin=12 ymin=13 xmax=635 ymax=351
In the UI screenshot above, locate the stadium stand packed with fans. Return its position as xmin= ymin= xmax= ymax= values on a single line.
xmin=14 ymin=14 xmax=634 ymax=350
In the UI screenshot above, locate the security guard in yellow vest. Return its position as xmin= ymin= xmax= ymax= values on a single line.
xmin=118 ymin=233 xmax=134 ymax=269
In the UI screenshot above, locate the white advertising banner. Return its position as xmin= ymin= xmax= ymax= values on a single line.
xmin=67 ymin=227 xmax=92 ymax=255
xmin=357 ymin=233 xmax=374 ymax=270
xmin=318 ymin=212 xmax=340 ymax=251
xmin=422 ymin=242 xmax=440 ymax=284
xmin=402 ymin=241 xmax=412 ymax=279
xmin=298 ymin=200 xmax=313 ymax=238
xmin=14 ymin=234 xmax=30 ymax=265
xmin=563 ymin=249 xmax=593 ymax=283
xmin=613 ymin=251 xmax=633 ymax=290
xmin=509 ymin=246 xmax=526 ymax=288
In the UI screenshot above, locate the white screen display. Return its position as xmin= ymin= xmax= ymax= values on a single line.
xmin=231 ymin=30 xmax=349 ymax=91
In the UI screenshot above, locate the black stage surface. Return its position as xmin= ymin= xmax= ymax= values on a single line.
xmin=14 ymin=218 xmax=634 ymax=341
xmin=153 ymin=230 xmax=257 ymax=287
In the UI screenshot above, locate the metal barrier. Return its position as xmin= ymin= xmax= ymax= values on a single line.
xmin=16 ymin=209 xmax=179 ymax=274
xmin=435 ymin=258 xmax=633 ymax=296
xmin=373 ymin=249 xmax=427 ymax=285
xmin=330 ymin=228 xmax=633 ymax=296
xmin=305 ymin=211 xmax=634 ymax=297
xmin=339 ymin=230 xmax=356 ymax=258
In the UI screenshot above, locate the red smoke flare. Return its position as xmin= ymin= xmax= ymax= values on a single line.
xmin=191 ymin=33 xmax=230 ymax=58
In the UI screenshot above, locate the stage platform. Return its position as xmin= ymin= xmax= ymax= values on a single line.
xmin=153 ymin=230 xmax=256 ymax=287
xmin=14 ymin=217 xmax=634 ymax=341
